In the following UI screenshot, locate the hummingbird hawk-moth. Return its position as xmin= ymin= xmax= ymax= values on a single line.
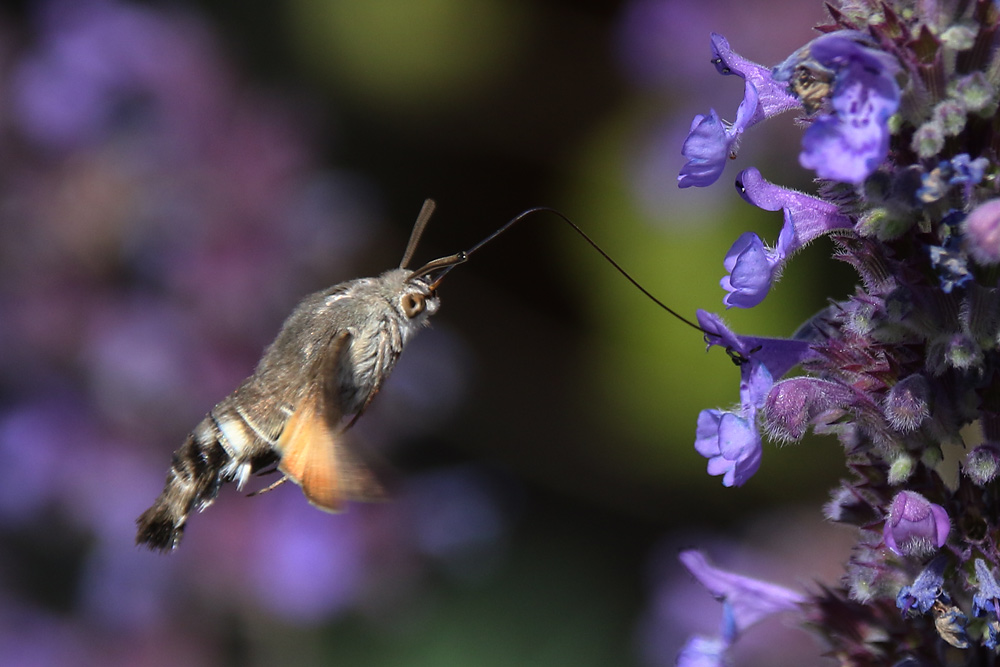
xmin=136 ymin=200 xmax=705 ymax=551
xmin=136 ymin=200 xmax=465 ymax=551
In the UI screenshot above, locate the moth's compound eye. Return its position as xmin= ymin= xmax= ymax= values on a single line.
xmin=402 ymin=292 xmax=426 ymax=318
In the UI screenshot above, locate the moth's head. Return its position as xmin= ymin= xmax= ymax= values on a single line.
xmin=393 ymin=268 xmax=441 ymax=324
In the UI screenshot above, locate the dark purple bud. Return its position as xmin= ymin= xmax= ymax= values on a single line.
xmin=883 ymin=375 xmax=930 ymax=432
xmin=761 ymin=377 xmax=853 ymax=442
xmin=883 ymin=491 xmax=950 ymax=557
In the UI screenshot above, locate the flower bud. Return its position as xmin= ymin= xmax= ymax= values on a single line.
xmin=883 ymin=490 xmax=950 ymax=557
xmin=964 ymin=444 xmax=1000 ymax=486
xmin=883 ymin=375 xmax=930 ymax=432
xmin=964 ymin=198 xmax=1000 ymax=265
xmin=912 ymin=121 xmax=944 ymax=158
xmin=933 ymin=100 xmax=966 ymax=136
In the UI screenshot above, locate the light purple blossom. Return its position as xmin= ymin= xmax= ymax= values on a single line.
xmin=721 ymin=231 xmax=781 ymax=309
xmin=676 ymin=550 xmax=805 ymax=665
xmin=722 ymin=167 xmax=852 ymax=308
xmin=676 ymin=635 xmax=728 ymax=667
xmin=678 ymin=34 xmax=800 ymax=188
xmin=694 ymin=407 xmax=763 ymax=487
xmin=773 ymin=31 xmax=901 ymax=184
xmin=883 ymin=491 xmax=950 ymax=557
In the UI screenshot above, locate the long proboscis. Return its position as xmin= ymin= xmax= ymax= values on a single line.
xmin=432 ymin=207 xmax=707 ymax=335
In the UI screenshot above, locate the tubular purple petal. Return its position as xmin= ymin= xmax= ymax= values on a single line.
xmin=736 ymin=167 xmax=853 ymax=254
xmin=696 ymin=309 xmax=818 ymax=380
xmin=679 ymin=550 xmax=806 ymax=633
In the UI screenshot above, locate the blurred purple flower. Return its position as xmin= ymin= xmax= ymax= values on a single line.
xmin=773 ymin=31 xmax=900 ymax=184
xmin=247 ymin=492 xmax=366 ymax=624
xmin=676 ymin=550 xmax=805 ymax=665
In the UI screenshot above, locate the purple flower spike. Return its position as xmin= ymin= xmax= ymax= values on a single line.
xmin=774 ymin=31 xmax=900 ymax=184
xmin=679 ymin=550 xmax=805 ymax=634
xmin=883 ymin=491 xmax=951 ymax=557
xmin=695 ymin=409 xmax=762 ymax=487
xmin=679 ymin=34 xmax=800 ymax=189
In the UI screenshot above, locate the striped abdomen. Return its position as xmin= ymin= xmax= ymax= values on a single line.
xmin=135 ymin=398 xmax=280 ymax=551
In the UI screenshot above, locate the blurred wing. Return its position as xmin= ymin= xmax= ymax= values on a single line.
xmin=277 ymin=331 xmax=349 ymax=512
xmin=276 ymin=331 xmax=384 ymax=511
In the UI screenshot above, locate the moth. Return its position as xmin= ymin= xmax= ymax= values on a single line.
xmin=136 ymin=200 xmax=704 ymax=551
xmin=136 ymin=200 xmax=465 ymax=551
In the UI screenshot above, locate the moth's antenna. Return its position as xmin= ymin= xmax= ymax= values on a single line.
xmin=434 ymin=206 xmax=708 ymax=335
xmin=399 ymin=199 xmax=437 ymax=269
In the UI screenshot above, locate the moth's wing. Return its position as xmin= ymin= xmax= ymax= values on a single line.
xmin=333 ymin=441 xmax=386 ymax=502
xmin=277 ymin=331 xmax=350 ymax=512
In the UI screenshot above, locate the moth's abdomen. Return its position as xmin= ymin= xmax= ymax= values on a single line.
xmin=136 ymin=405 xmax=278 ymax=551
xmin=135 ymin=426 xmax=229 ymax=551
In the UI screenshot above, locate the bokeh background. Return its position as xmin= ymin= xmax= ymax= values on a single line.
xmin=0 ymin=0 xmax=862 ymax=664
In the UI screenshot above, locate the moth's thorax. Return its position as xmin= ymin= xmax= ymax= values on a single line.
xmin=249 ymin=267 xmax=442 ymax=417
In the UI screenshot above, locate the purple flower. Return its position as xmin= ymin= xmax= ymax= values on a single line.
xmin=695 ymin=408 xmax=763 ymax=487
xmin=679 ymin=34 xmax=800 ymax=188
xmin=896 ymin=556 xmax=946 ymax=615
xmin=676 ymin=550 xmax=805 ymax=665
xmin=773 ymin=31 xmax=901 ymax=184
xmin=696 ymin=309 xmax=818 ymax=380
xmin=694 ymin=354 xmax=773 ymax=486
xmin=722 ymin=168 xmax=852 ymax=308
xmin=973 ymin=559 xmax=1000 ymax=648
xmin=974 ymin=558 xmax=1000 ymax=615
xmin=883 ymin=491 xmax=950 ymax=557
xmin=883 ymin=374 xmax=930 ymax=433
xmin=676 ymin=635 xmax=728 ymax=667
xmin=721 ymin=232 xmax=781 ymax=309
